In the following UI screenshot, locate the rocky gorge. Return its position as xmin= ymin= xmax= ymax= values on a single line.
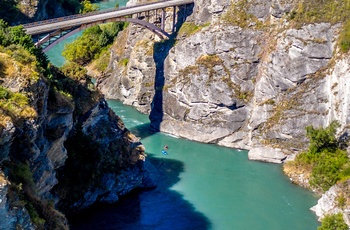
xmin=0 ymin=29 xmax=152 ymax=229
xmin=1 ymin=0 xmax=350 ymax=228
xmin=95 ymin=0 xmax=350 ymax=227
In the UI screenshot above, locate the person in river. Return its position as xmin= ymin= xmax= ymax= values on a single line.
xmin=164 ymin=145 xmax=169 ymax=151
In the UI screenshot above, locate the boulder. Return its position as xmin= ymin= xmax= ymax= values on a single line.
xmin=248 ymin=147 xmax=287 ymax=163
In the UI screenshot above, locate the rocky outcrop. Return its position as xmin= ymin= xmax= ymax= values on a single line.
xmin=189 ymin=0 xmax=231 ymax=24
xmin=248 ymin=147 xmax=287 ymax=163
xmin=311 ymin=182 xmax=350 ymax=226
xmin=54 ymin=99 xmax=152 ymax=214
xmin=97 ymin=25 xmax=157 ymax=114
xmin=97 ymin=0 xmax=345 ymax=156
xmin=0 ymin=52 xmax=151 ymax=228
xmin=0 ymin=172 xmax=35 ymax=230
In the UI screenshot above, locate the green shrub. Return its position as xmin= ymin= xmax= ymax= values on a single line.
xmin=11 ymin=163 xmax=34 ymax=187
xmin=305 ymin=121 xmax=340 ymax=155
xmin=0 ymin=20 xmax=48 ymax=69
xmin=309 ymin=149 xmax=348 ymax=191
xmin=94 ymin=48 xmax=110 ymax=72
xmin=60 ymin=61 xmax=87 ymax=81
xmin=339 ymin=20 xmax=350 ymax=53
xmin=318 ymin=213 xmax=348 ymax=230
xmin=0 ymin=86 xmax=37 ymax=120
xmin=25 ymin=202 xmax=46 ymax=227
xmin=294 ymin=121 xmax=350 ymax=191
xmin=337 ymin=195 xmax=346 ymax=209
xmin=63 ymin=22 xmax=125 ymax=65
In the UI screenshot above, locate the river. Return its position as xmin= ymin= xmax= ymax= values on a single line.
xmin=46 ymin=0 xmax=320 ymax=229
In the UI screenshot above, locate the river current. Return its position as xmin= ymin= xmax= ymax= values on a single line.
xmin=47 ymin=0 xmax=320 ymax=229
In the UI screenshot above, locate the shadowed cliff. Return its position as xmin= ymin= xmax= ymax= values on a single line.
xmin=68 ymin=155 xmax=212 ymax=230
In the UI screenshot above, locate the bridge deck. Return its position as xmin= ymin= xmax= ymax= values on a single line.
xmin=24 ymin=0 xmax=194 ymax=35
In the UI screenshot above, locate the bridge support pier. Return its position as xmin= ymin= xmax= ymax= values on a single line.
xmin=172 ymin=6 xmax=176 ymax=33
xmin=161 ymin=8 xmax=166 ymax=30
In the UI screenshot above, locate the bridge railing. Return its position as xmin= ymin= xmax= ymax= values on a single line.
xmin=22 ymin=0 xmax=183 ymax=29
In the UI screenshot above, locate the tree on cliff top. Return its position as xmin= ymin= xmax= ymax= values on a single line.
xmin=0 ymin=20 xmax=48 ymax=69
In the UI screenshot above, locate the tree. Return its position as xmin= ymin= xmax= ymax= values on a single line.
xmin=62 ymin=22 xmax=124 ymax=65
xmin=294 ymin=121 xmax=350 ymax=191
xmin=0 ymin=20 xmax=48 ymax=69
xmin=306 ymin=120 xmax=340 ymax=154
xmin=79 ymin=0 xmax=99 ymax=14
xmin=318 ymin=213 xmax=348 ymax=230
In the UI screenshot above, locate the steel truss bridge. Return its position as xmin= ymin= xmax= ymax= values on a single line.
xmin=22 ymin=0 xmax=194 ymax=52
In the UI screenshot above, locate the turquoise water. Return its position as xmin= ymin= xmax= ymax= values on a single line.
xmin=45 ymin=0 xmax=320 ymax=229
xmin=81 ymin=100 xmax=319 ymax=230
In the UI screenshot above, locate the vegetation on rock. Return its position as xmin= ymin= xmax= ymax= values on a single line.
xmin=62 ymin=22 xmax=126 ymax=65
xmin=318 ymin=213 xmax=348 ymax=230
xmin=0 ymin=17 xmax=101 ymax=228
xmin=178 ymin=22 xmax=210 ymax=38
xmin=0 ymin=86 xmax=37 ymax=123
xmin=6 ymin=162 xmax=68 ymax=229
xmin=285 ymin=121 xmax=350 ymax=192
xmin=288 ymin=0 xmax=350 ymax=53
xmin=0 ymin=20 xmax=47 ymax=127
xmin=222 ymin=0 xmax=263 ymax=28
xmin=0 ymin=20 xmax=48 ymax=69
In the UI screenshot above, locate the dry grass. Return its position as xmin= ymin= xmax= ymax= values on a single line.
xmin=0 ymin=113 xmax=12 ymax=127
xmin=0 ymin=53 xmax=39 ymax=81
xmin=283 ymin=160 xmax=312 ymax=180
xmin=0 ymin=52 xmax=38 ymax=124
xmin=197 ymin=54 xmax=223 ymax=67
xmin=178 ymin=22 xmax=210 ymax=38
xmin=222 ymin=0 xmax=263 ymax=29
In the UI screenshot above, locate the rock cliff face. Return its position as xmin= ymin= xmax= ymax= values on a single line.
xmin=0 ymin=54 xmax=151 ymax=228
xmin=98 ymin=0 xmax=347 ymax=155
xmin=96 ymin=0 xmax=350 ymax=224
xmin=12 ymin=0 xmax=76 ymax=23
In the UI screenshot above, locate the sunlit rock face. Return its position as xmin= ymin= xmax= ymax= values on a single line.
xmin=98 ymin=0 xmax=347 ymax=154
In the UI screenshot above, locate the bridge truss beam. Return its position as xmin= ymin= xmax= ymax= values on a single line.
xmin=28 ymin=1 xmax=194 ymax=52
xmin=38 ymin=15 xmax=172 ymax=52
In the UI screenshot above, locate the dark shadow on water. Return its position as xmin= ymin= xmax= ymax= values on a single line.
xmin=149 ymin=4 xmax=194 ymax=131
xmin=69 ymin=154 xmax=212 ymax=230
xmin=128 ymin=123 xmax=156 ymax=140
